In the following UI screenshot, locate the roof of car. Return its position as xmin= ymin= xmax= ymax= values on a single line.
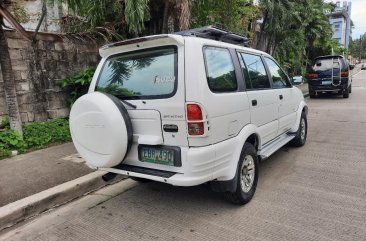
xmin=99 ymin=34 xmax=270 ymax=58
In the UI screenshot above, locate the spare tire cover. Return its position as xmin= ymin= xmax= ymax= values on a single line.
xmin=70 ymin=92 xmax=132 ymax=168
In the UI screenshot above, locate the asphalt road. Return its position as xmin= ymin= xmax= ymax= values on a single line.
xmin=2 ymin=69 xmax=366 ymax=241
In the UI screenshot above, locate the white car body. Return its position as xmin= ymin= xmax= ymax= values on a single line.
xmin=72 ymin=33 xmax=308 ymax=200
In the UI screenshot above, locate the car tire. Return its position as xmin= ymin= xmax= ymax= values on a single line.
xmin=289 ymin=112 xmax=307 ymax=147
xmin=343 ymin=87 xmax=350 ymax=98
xmin=224 ymin=143 xmax=258 ymax=205
xmin=309 ymin=93 xmax=316 ymax=98
xmin=349 ymin=85 xmax=352 ymax=93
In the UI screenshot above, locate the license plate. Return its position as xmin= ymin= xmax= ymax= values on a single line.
xmin=322 ymin=80 xmax=332 ymax=85
xmin=139 ymin=146 xmax=176 ymax=166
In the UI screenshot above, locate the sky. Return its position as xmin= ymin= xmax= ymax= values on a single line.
xmin=349 ymin=0 xmax=366 ymax=39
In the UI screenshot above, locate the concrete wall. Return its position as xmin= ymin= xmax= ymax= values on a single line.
xmin=0 ymin=30 xmax=99 ymax=123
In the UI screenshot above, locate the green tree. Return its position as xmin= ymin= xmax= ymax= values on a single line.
xmin=255 ymin=0 xmax=339 ymax=75
xmin=191 ymin=0 xmax=260 ymax=39
xmin=57 ymin=0 xmax=193 ymax=37
xmin=349 ymin=33 xmax=366 ymax=60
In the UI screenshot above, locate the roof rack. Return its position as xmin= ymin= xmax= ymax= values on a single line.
xmin=174 ymin=26 xmax=250 ymax=47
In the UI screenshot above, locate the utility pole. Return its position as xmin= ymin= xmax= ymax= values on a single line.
xmin=360 ymin=35 xmax=363 ymax=62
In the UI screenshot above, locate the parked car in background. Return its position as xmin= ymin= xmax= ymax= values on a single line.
xmin=69 ymin=27 xmax=308 ymax=205
xmin=362 ymin=63 xmax=366 ymax=70
xmin=307 ymin=55 xmax=353 ymax=98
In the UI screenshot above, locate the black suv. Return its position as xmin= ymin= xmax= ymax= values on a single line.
xmin=308 ymin=55 xmax=354 ymax=98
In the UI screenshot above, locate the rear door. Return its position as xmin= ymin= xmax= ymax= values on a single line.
xmin=237 ymin=52 xmax=278 ymax=144
xmin=94 ymin=38 xmax=187 ymax=171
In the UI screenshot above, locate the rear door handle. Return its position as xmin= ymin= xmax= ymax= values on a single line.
xmin=252 ymin=99 xmax=257 ymax=106
xmin=279 ymin=95 xmax=283 ymax=100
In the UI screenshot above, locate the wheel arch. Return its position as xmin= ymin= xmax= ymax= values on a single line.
xmin=290 ymin=100 xmax=308 ymax=133
xmin=210 ymin=124 xmax=261 ymax=192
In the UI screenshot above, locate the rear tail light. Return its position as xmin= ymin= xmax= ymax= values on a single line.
xmin=187 ymin=104 xmax=203 ymax=121
xmin=307 ymin=73 xmax=318 ymax=79
xmin=341 ymin=71 xmax=349 ymax=77
xmin=187 ymin=104 xmax=205 ymax=136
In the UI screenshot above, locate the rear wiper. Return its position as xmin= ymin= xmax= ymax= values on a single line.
xmin=113 ymin=94 xmax=137 ymax=109
xmin=120 ymin=99 xmax=137 ymax=109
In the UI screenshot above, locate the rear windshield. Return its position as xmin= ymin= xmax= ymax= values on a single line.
xmin=312 ymin=57 xmax=345 ymax=72
xmin=96 ymin=46 xmax=177 ymax=99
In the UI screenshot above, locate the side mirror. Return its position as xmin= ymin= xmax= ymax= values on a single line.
xmin=291 ymin=76 xmax=303 ymax=86
xmin=349 ymin=64 xmax=355 ymax=70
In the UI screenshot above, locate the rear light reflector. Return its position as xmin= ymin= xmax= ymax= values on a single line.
xmin=187 ymin=104 xmax=203 ymax=121
xmin=188 ymin=123 xmax=204 ymax=135
xmin=308 ymin=73 xmax=318 ymax=79
xmin=341 ymin=72 xmax=349 ymax=77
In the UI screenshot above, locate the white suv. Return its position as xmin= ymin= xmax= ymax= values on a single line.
xmin=70 ymin=27 xmax=308 ymax=205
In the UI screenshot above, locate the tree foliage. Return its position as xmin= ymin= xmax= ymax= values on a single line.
xmin=255 ymin=0 xmax=341 ymax=75
xmin=54 ymin=0 xmax=343 ymax=77
xmin=191 ymin=0 xmax=260 ymax=38
xmin=349 ymin=33 xmax=366 ymax=60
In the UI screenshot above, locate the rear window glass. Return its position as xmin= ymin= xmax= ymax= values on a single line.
xmin=96 ymin=46 xmax=177 ymax=99
xmin=313 ymin=58 xmax=344 ymax=72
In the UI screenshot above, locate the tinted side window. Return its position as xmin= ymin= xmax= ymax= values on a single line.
xmin=239 ymin=53 xmax=270 ymax=89
xmin=264 ymin=57 xmax=288 ymax=88
xmin=204 ymin=47 xmax=237 ymax=92
xmin=237 ymin=52 xmax=252 ymax=90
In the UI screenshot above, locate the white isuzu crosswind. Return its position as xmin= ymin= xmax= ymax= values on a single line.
xmin=70 ymin=27 xmax=308 ymax=205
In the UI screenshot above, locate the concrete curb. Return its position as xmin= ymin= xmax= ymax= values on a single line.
xmin=0 ymin=171 xmax=118 ymax=231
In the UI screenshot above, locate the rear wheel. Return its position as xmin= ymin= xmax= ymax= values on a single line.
xmin=224 ymin=143 xmax=258 ymax=205
xmin=349 ymin=84 xmax=352 ymax=93
xmin=343 ymin=87 xmax=350 ymax=98
xmin=290 ymin=112 xmax=307 ymax=147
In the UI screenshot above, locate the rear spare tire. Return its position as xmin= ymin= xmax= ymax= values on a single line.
xmin=70 ymin=92 xmax=132 ymax=168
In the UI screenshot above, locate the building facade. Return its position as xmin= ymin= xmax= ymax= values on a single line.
xmin=328 ymin=1 xmax=352 ymax=49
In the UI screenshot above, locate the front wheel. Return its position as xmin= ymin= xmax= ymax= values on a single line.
xmin=224 ymin=143 xmax=259 ymax=205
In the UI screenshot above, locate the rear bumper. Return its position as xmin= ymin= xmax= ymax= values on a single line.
xmin=309 ymin=82 xmax=348 ymax=92
xmin=98 ymin=137 xmax=239 ymax=187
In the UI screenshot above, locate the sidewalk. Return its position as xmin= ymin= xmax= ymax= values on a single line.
xmin=0 ymin=143 xmax=92 ymax=207
xmin=0 ymin=143 xmax=125 ymax=231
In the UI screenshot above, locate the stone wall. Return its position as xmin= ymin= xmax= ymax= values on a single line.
xmin=0 ymin=30 xmax=100 ymax=123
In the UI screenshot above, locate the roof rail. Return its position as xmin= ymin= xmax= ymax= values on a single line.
xmin=174 ymin=26 xmax=250 ymax=47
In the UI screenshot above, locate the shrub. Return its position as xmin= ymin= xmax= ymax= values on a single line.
xmin=23 ymin=118 xmax=71 ymax=149
xmin=0 ymin=116 xmax=10 ymax=129
xmin=0 ymin=129 xmax=26 ymax=158
xmin=0 ymin=118 xmax=71 ymax=159
xmin=58 ymin=67 xmax=96 ymax=106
